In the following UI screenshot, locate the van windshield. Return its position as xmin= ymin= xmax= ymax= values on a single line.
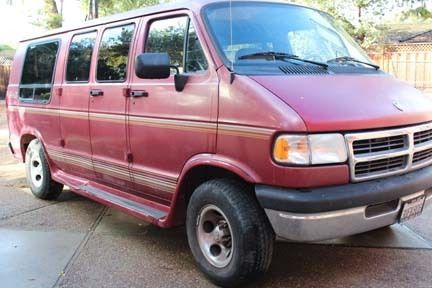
xmin=203 ymin=2 xmax=374 ymax=73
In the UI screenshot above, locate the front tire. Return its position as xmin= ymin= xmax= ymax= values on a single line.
xmin=25 ymin=139 xmax=63 ymax=200
xmin=186 ymin=179 xmax=274 ymax=287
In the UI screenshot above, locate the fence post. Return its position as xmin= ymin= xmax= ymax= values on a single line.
xmin=0 ymin=65 xmax=11 ymax=100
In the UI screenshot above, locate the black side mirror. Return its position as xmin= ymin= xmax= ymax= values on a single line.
xmin=135 ymin=52 xmax=189 ymax=92
xmin=135 ymin=53 xmax=171 ymax=79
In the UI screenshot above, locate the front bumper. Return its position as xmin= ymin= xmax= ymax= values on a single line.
xmin=256 ymin=165 xmax=432 ymax=242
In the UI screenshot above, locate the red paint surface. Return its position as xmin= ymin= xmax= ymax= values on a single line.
xmin=251 ymin=75 xmax=432 ymax=132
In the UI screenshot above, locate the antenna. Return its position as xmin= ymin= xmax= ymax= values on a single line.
xmin=229 ymin=0 xmax=234 ymax=71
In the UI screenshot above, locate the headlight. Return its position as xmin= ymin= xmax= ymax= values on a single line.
xmin=273 ymin=134 xmax=347 ymax=165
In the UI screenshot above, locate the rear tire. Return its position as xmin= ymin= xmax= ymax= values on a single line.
xmin=25 ymin=139 xmax=63 ymax=200
xmin=186 ymin=179 xmax=274 ymax=287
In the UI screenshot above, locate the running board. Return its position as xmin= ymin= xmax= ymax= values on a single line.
xmin=80 ymin=185 xmax=167 ymax=220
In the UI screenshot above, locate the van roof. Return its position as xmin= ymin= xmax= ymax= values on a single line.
xmin=20 ymin=0 xmax=307 ymax=43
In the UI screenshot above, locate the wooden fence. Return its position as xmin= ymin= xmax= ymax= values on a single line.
xmin=368 ymin=43 xmax=432 ymax=94
xmin=0 ymin=65 xmax=10 ymax=99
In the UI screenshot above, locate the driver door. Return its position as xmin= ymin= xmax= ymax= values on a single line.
xmin=126 ymin=12 xmax=219 ymax=205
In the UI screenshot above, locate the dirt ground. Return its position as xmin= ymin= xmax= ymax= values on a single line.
xmin=1 ymin=100 xmax=432 ymax=288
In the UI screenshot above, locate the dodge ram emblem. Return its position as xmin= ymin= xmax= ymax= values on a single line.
xmin=393 ymin=101 xmax=404 ymax=112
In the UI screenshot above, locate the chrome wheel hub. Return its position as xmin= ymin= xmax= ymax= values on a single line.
xmin=197 ymin=205 xmax=233 ymax=268
xmin=30 ymin=153 xmax=43 ymax=188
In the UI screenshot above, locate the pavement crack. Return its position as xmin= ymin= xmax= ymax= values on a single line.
xmin=1 ymin=202 xmax=61 ymax=221
xmin=0 ymin=194 xmax=81 ymax=221
xmin=52 ymin=206 xmax=108 ymax=288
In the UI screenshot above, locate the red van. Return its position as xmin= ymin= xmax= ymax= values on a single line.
xmin=5 ymin=0 xmax=432 ymax=285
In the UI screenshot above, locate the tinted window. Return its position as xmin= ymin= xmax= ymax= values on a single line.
xmin=20 ymin=41 xmax=59 ymax=102
xmin=146 ymin=16 xmax=208 ymax=74
xmin=66 ymin=32 xmax=97 ymax=82
xmin=97 ymin=24 xmax=135 ymax=81
xmin=146 ymin=17 xmax=188 ymax=71
xmin=185 ymin=23 xmax=208 ymax=73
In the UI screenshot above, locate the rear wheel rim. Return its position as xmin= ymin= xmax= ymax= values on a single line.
xmin=29 ymin=152 xmax=43 ymax=188
xmin=197 ymin=204 xmax=234 ymax=268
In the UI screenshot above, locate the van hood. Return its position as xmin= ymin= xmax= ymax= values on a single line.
xmin=251 ymin=74 xmax=432 ymax=132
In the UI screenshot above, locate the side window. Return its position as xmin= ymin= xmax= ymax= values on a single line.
xmin=66 ymin=32 xmax=97 ymax=82
xmin=20 ymin=41 xmax=59 ymax=102
xmin=146 ymin=16 xmax=208 ymax=74
xmin=146 ymin=16 xmax=188 ymax=72
xmin=185 ymin=23 xmax=208 ymax=73
xmin=97 ymin=24 xmax=135 ymax=82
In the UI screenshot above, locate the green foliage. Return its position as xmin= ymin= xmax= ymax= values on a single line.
xmin=401 ymin=7 xmax=432 ymax=21
xmin=82 ymin=0 xmax=160 ymax=17
xmin=147 ymin=24 xmax=186 ymax=67
xmin=45 ymin=13 xmax=62 ymax=29
xmin=0 ymin=44 xmax=14 ymax=53
xmin=97 ymin=26 xmax=135 ymax=81
xmin=352 ymin=23 xmax=382 ymax=48
xmin=34 ymin=0 xmax=62 ymax=29
xmin=291 ymin=0 xmax=383 ymax=47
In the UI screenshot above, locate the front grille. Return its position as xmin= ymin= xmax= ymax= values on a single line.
xmin=413 ymin=148 xmax=432 ymax=164
xmin=352 ymin=135 xmax=406 ymax=155
xmin=355 ymin=156 xmax=406 ymax=178
xmin=346 ymin=123 xmax=432 ymax=182
xmin=414 ymin=129 xmax=432 ymax=145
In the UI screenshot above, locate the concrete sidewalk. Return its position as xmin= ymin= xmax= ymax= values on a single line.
xmin=1 ymin=103 xmax=432 ymax=288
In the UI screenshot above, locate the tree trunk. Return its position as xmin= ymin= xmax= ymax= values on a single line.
xmin=49 ymin=0 xmax=59 ymax=14
xmin=358 ymin=6 xmax=362 ymax=22
xmin=88 ymin=0 xmax=94 ymax=20
xmin=95 ymin=0 xmax=99 ymax=18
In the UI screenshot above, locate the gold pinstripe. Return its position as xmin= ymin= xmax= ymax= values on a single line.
xmin=218 ymin=124 xmax=274 ymax=140
xmin=218 ymin=130 xmax=270 ymax=140
xmin=128 ymin=115 xmax=217 ymax=133
xmin=8 ymin=106 xmax=274 ymax=139
xmin=92 ymin=158 xmax=176 ymax=188
xmin=49 ymin=152 xmax=93 ymax=169
xmin=133 ymin=170 xmax=177 ymax=185
xmin=46 ymin=147 xmax=177 ymax=193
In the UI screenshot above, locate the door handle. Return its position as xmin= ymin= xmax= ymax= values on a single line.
xmin=130 ymin=90 xmax=148 ymax=98
xmin=90 ymin=89 xmax=104 ymax=97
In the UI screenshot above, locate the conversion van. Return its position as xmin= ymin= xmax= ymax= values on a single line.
xmin=6 ymin=0 xmax=432 ymax=286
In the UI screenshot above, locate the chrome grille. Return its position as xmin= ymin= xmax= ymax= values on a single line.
xmin=346 ymin=122 xmax=432 ymax=182
xmin=354 ymin=156 xmax=406 ymax=178
xmin=413 ymin=148 xmax=432 ymax=164
xmin=414 ymin=129 xmax=432 ymax=145
xmin=352 ymin=135 xmax=406 ymax=155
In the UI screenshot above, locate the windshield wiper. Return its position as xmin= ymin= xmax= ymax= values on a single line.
xmin=238 ymin=52 xmax=329 ymax=69
xmin=327 ymin=56 xmax=380 ymax=70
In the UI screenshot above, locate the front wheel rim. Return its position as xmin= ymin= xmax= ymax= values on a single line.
xmin=29 ymin=152 xmax=44 ymax=188
xmin=197 ymin=204 xmax=234 ymax=268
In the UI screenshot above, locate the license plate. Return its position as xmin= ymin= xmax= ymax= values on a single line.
xmin=399 ymin=194 xmax=426 ymax=223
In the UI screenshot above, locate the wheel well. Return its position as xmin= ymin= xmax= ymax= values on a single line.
xmin=20 ymin=134 xmax=37 ymax=161
xmin=180 ymin=165 xmax=253 ymax=207
xmin=168 ymin=165 xmax=256 ymax=227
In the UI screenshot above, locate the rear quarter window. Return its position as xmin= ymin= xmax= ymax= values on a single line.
xmin=20 ymin=40 xmax=60 ymax=103
xmin=66 ymin=32 xmax=97 ymax=82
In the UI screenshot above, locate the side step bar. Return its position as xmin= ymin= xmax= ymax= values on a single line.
xmin=81 ymin=185 xmax=167 ymax=220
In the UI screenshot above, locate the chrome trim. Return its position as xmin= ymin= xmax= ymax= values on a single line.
xmin=265 ymin=191 xmax=431 ymax=242
xmin=345 ymin=122 xmax=432 ymax=182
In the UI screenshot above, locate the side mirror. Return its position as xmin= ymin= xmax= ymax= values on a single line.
xmin=135 ymin=53 xmax=171 ymax=79
xmin=135 ymin=52 xmax=189 ymax=92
